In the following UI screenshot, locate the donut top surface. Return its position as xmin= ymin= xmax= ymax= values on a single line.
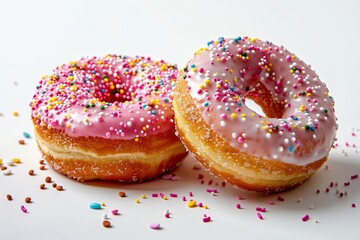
xmin=181 ymin=36 xmax=337 ymax=166
xmin=30 ymin=54 xmax=178 ymax=140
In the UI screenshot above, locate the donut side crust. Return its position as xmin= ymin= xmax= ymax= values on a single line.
xmin=33 ymin=121 xmax=187 ymax=181
xmin=173 ymin=80 xmax=326 ymax=193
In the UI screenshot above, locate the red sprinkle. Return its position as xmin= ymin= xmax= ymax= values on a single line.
xmin=277 ymin=196 xmax=285 ymax=201
xmin=351 ymin=174 xmax=358 ymax=180
xmin=344 ymin=182 xmax=350 ymax=186
xmin=352 ymin=203 xmax=357 ymax=208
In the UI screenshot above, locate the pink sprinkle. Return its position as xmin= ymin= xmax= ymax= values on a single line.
xmin=351 ymin=174 xmax=358 ymax=180
xmin=257 ymin=213 xmax=263 ymax=220
xmin=268 ymin=200 xmax=275 ymax=205
xmin=182 ymin=196 xmax=187 ymax=201
xmin=277 ymin=196 xmax=285 ymax=201
xmin=159 ymin=193 xmax=165 ymax=198
xmin=202 ymin=215 xmax=211 ymax=223
xmin=206 ymin=189 xmax=218 ymax=193
xmin=161 ymin=174 xmax=173 ymax=180
xmin=316 ymin=189 xmax=320 ymax=194
xmin=236 ymin=195 xmax=245 ymax=200
xmin=352 ymin=203 xmax=356 ymax=208
xmin=21 ymin=205 xmax=27 ymax=213
xmin=170 ymin=175 xmax=180 ymax=181
xmin=165 ymin=213 xmax=170 ymax=218
xmin=111 ymin=209 xmax=119 ymax=215
xmin=189 ymin=192 xmax=193 ymax=197
xmin=256 ymin=207 xmax=266 ymax=212
xmin=236 ymin=203 xmax=241 ymax=209
xmin=199 ymin=68 xmax=204 ymax=73
xmin=149 ymin=223 xmax=161 ymax=230
xmin=302 ymin=214 xmax=310 ymax=222
xmin=208 ymin=179 xmax=213 ymax=185
xmin=198 ymin=202 xmax=203 ymax=208
xmin=151 ymin=193 xmax=159 ymax=197
xmin=169 ymin=193 xmax=178 ymax=198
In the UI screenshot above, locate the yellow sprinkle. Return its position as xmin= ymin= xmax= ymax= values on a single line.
xmin=230 ymin=113 xmax=237 ymax=119
xmin=290 ymin=69 xmax=294 ymax=74
xmin=13 ymin=111 xmax=19 ymax=117
xmin=135 ymin=137 xmax=139 ymax=142
xmin=129 ymin=62 xmax=135 ymax=67
xmin=251 ymin=112 xmax=256 ymax=117
xmin=66 ymin=123 xmax=71 ymax=128
xmin=216 ymin=84 xmax=221 ymax=89
xmin=0 ymin=159 xmax=2 ymax=164
xmin=307 ymin=93 xmax=312 ymax=97
xmin=268 ymin=129 xmax=273 ymax=133
xmin=199 ymin=83 xmax=205 ymax=89
xmin=162 ymin=196 xmax=168 ymax=200
xmin=187 ymin=200 xmax=197 ymax=208
xmin=141 ymin=194 xmax=147 ymax=199
xmin=67 ymin=76 xmax=74 ymax=81
xmin=204 ymin=78 xmax=211 ymax=85
xmin=241 ymin=113 xmax=246 ymax=118
xmin=12 ymin=158 xmax=21 ymax=164
xmin=260 ymin=120 xmax=265 ymax=125
xmin=299 ymin=105 xmax=305 ymax=112
xmin=135 ymin=199 xmax=140 ymax=203
xmin=292 ymin=55 xmax=296 ymax=59
xmin=101 ymin=202 xmax=106 ymax=206
xmin=324 ymin=92 xmax=329 ymax=96
xmin=293 ymin=94 xmax=298 ymax=99
xmin=203 ymin=205 xmax=208 ymax=209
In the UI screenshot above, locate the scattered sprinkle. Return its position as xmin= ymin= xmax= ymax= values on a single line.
xmin=149 ymin=223 xmax=161 ymax=230
xmin=103 ymin=220 xmax=111 ymax=228
xmin=302 ymin=214 xmax=310 ymax=222
xmin=90 ymin=203 xmax=102 ymax=210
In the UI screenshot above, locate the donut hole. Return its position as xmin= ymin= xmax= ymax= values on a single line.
xmin=244 ymin=82 xmax=284 ymax=118
xmin=93 ymin=76 xmax=135 ymax=104
xmin=244 ymin=98 xmax=265 ymax=117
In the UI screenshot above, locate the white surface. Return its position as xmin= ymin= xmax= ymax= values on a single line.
xmin=1 ymin=0 xmax=360 ymax=239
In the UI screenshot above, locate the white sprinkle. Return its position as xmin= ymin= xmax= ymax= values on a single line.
xmin=2 ymin=169 xmax=12 ymax=175
xmin=266 ymin=133 xmax=271 ymax=139
xmin=279 ymin=147 xmax=284 ymax=152
xmin=220 ymin=121 xmax=226 ymax=127
xmin=309 ymin=204 xmax=315 ymax=209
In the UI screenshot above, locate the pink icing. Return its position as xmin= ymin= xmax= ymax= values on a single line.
xmin=30 ymin=54 xmax=178 ymax=140
xmin=183 ymin=37 xmax=337 ymax=166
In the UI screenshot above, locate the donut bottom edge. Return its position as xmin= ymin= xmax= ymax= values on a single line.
xmin=173 ymin=80 xmax=328 ymax=194
xmin=33 ymin=123 xmax=187 ymax=182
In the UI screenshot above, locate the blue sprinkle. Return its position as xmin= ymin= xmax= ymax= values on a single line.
xmin=226 ymin=107 xmax=230 ymax=111
xmin=152 ymin=110 xmax=157 ymax=115
xmin=288 ymin=146 xmax=294 ymax=152
xmin=229 ymin=86 xmax=235 ymax=91
xmin=142 ymin=104 xmax=147 ymax=109
xmin=190 ymin=64 xmax=195 ymax=68
xmin=207 ymin=41 xmax=212 ymax=46
xmin=237 ymin=101 xmax=242 ymax=106
xmin=163 ymin=98 xmax=169 ymax=103
xmin=91 ymin=70 xmax=96 ymax=74
xmin=203 ymin=102 xmax=209 ymax=107
xmin=89 ymin=202 xmax=102 ymax=210
xmin=23 ymin=132 xmax=31 ymax=138
xmin=218 ymin=37 xmax=225 ymax=43
xmin=234 ymin=36 xmax=242 ymax=42
xmin=310 ymin=126 xmax=315 ymax=131
xmin=41 ymin=90 xmax=46 ymax=94
xmin=101 ymin=89 xmax=105 ymax=93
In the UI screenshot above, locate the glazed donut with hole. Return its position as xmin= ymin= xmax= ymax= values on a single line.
xmin=173 ymin=36 xmax=337 ymax=193
xmin=31 ymin=54 xmax=187 ymax=181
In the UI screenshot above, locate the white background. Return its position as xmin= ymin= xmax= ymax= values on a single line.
xmin=1 ymin=0 xmax=360 ymax=239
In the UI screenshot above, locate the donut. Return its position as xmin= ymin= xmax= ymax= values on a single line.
xmin=173 ymin=36 xmax=337 ymax=193
xmin=30 ymin=54 xmax=187 ymax=181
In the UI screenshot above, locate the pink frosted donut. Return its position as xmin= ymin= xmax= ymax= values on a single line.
xmin=173 ymin=36 xmax=337 ymax=192
xmin=31 ymin=54 xmax=187 ymax=181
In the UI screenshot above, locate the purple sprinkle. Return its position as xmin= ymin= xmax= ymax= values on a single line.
xmin=344 ymin=182 xmax=350 ymax=186
xmin=149 ymin=223 xmax=161 ymax=230
xmin=302 ymin=214 xmax=310 ymax=222
xmin=198 ymin=202 xmax=203 ymax=208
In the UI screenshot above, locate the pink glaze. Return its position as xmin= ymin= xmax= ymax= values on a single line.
xmin=30 ymin=54 xmax=178 ymax=140
xmin=182 ymin=37 xmax=337 ymax=166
